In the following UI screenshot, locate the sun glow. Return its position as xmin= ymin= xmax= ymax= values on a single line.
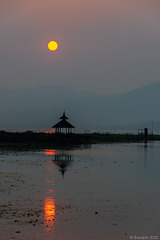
xmin=48 ymin=41 xmax=58 ymax=51
xmin=44 ymin=129 xmax=55 ymax=134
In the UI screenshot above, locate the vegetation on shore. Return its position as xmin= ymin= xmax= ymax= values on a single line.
xmin=0 ymin=130 xmax=159 ymax=149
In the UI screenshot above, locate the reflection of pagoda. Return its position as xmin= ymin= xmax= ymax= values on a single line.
xmin=52 ymin=111 xmax=75 ymax=134
xmin=52 ymin=153 xmax=73 ymax=178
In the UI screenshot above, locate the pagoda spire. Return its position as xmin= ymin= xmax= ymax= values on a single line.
xmin=59 ymin=111 xmax=68 ymax=120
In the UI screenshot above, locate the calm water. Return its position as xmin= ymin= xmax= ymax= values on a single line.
xmin=0 ymin=142 xmax=160 ymax=240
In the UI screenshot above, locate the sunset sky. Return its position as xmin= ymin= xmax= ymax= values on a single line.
xmin=1 ymin=0 xmax=160 ymax=95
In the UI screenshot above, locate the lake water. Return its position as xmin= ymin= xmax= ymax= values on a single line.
xmin=0 ymin=142 xmax=160 ymax=240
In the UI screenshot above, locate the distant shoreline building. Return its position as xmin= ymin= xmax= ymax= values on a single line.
xmin=52 ymin=111 xmax=75 ymax=134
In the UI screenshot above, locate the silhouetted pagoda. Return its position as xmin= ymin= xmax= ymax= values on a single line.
xmin=52 ymin=112 xmax=75 ymax=134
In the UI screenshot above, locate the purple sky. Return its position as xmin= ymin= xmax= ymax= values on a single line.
xmin=0 ymin=0 xmax=160 ymax=95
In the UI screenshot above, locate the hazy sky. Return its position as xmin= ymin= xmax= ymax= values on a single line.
xmin=1 ymin=0 xmax=160 ymax=95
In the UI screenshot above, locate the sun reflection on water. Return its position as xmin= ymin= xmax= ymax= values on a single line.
xmin=45 ymin=149 xmax=56 ymax=156
xmin=43 ymin=149 xmax=73 ymax=237
xmin=44 ymin=197 xmax=55 ymax=235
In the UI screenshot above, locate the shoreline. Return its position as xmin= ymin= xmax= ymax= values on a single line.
xmin=0 ymin=131 xmax=159 ymax=149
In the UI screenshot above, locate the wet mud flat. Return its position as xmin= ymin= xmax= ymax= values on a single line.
xmin=0 ymin=153 xmax=77 ymax=240
xmin=0 ymin=144 xmax=160 ymax=240
xmin=0 ymin=154 xmax=46 ymax=240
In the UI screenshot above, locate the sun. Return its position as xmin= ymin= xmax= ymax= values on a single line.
xmin=48 ymin=41 xmax=58 ymax=51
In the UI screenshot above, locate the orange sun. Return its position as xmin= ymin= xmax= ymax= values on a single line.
xmin=48 ymin=41 xmax=58 ymax=51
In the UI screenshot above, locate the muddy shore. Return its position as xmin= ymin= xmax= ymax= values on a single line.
xmin=1 ymin=144 xmax=160 ymax=240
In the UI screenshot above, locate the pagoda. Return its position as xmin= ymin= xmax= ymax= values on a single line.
xmin=52 ymin=111 xmax=75 ymax=134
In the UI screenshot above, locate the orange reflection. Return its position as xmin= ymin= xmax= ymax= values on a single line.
xmin=45 ymin=149 xmax=56 ymax=156
xmin=44 ymin=197 xmax=55 ymax=234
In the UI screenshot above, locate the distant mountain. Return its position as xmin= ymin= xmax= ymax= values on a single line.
xmin=0 ymin=82 xmax=160 ymax=131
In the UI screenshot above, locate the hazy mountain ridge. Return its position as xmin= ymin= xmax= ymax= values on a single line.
xmin=0 ymin=82 xmax=159 ymax=130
